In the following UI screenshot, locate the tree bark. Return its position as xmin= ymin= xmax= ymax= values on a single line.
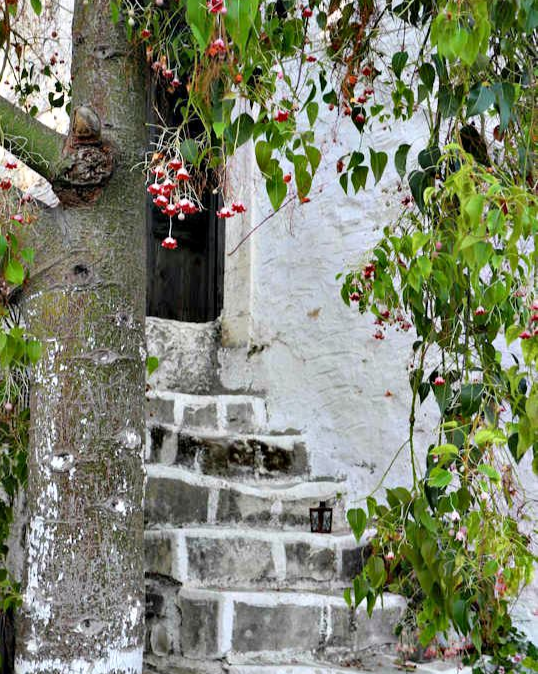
xmin=12 ymin=1 xmax=148 ymax=672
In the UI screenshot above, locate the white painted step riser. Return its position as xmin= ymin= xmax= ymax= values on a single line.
xmin=145 ymin=529 xmax=367 ymax=588
xmin=177 ymin=588 xmax=406 ymax=662
xmin=147 ymin=391 xmax=268 ymax=433
xmin=145 ymin=465 xmax=348 ymax=531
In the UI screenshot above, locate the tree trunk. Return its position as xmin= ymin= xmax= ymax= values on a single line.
xmin=14 ymin=1 xmax=147 ymax=672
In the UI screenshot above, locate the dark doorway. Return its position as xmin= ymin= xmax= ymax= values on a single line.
xmin=145 ymin=82 xmax=225 ymax=322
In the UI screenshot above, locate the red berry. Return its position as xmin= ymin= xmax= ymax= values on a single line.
xmin=355 ymin=113 xmax=365 ymax=124
xmin=519 ymin=330 xmax=532 ymax=340
xmin=283 ymin=173 xmax=292 ymax=183
xmin=141 ymin=29 xmax=151 ymax=39
xmin=302 ymin=7 xmax=313 ymax=17
xmin=362 ymin=65 xmax=372 ymax=77
xmin=161 ymin=236 xmax=178 ymax=250
xmin=433 ymin=376 xmax=446 ymax=386
xmin=357 ymin=95 xmax=367 ymax=104
xmin=168 ymin=158 xmax=183 ymax=171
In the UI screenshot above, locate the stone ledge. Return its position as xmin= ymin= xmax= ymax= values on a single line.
xmin=145 ymin=527 xmax=367 ymax=588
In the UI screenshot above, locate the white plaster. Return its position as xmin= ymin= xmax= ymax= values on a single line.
xmin=272 ymin=540 xmax=287 ymax=581
xmin=207 ymin=488 xmax=220 ymax=524
xmin=15 ymin=645 xmax=143 ymax=674
xmin=219 ymin=595 xmax=235 ymax=655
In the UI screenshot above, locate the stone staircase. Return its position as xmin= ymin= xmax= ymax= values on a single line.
xmin=143 ymin=319 xmax=407 ymax=674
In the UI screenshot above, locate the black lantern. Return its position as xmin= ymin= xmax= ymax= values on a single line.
xmin=310 ymin=501 xmax=333 ymax=533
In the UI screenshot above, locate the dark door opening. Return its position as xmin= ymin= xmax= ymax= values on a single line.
xmin=146 ymin=83 xmax=225 ymax=322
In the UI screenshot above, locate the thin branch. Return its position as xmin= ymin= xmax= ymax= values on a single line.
xmin=0 ymin=95 xmax=66 ymax=182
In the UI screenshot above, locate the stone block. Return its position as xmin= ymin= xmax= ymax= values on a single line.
xmin=186 ymin=535 xmax=276 ymax=584
xmin=149 ymin=426 xmax=177 ymax=465
xmin=285 ymin=542 xmax=336 ymax=582
xmin=145 ymin=476 xmax=209 ymax=526
xmin=145 ymin=534 xmax=173 ymax=577
xmin=146 ymin=396 xmax=175 ymax=425
xmin=279 ymin=498 xmax=313 ymax=528
xmin=178 ymin=594 xmax=220 ymax=658
xmin=329 ymin=602 xmax=403 ymax=651
xmin=340 ymin=544 xmax=371 ymax=582
xmin=226 ymin=402 xmax=255 ymax=432
xmin=216 ymin=488 xmax=273 ymax=526
xmin=183 ymin=404 xmax=218 ymax=429
xmin=150 ymin=621 xmax=172 ymax=656
xmin=146 ymin=317 xmax=220 ymax=394
xmin=231 ymin=601 xmax=322 ymax=653
xmin=260 ymin=441 xmax=308 ymax=475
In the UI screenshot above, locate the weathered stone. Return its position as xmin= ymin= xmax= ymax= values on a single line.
xmin=145 ymin=590 xmax=165 ymax=620
xmin=285 ymin=542 xmax=336 ymax=582
xmin=216 ymin=488 xmax=273 ymax=526
xmin=183 ymin=404 xmax=218 ymax=429
xmin=147 ymin=396 xmax=175 ymax=425
xmin=329 ymin=602 xmax=403 ymax=651
xmin=149 ymin=426 xmax=177 ymax=464
xmin=145 ymin=475 xmax=209 ymax=526
xmin=178 ymin=594 xmax=220 ymax=658
xmin=186 ymin=535 xmax=276 ymax=584
xmin=146 ymin=317 xmax=220 ymax=394
xmin=340 ymin=544 xmax=371 ymax=582
xmin=261 ymin=441 xmax=309 ymax=475
xmin=226 ymin=402 xmax=255 ymax=432
xmin=232 ymin=601 xmax=322 ymax=653
xmin=145 ymin=534 xmax=173 ymax=577
xmin=279 ymin=498 xmax=313 ymax=528
xmin=150 ymin=622 xmax=172 ymax=657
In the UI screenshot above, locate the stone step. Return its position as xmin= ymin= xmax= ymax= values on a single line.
xmin=147 ymin=391 xmax=270 ymax=434
xmin=145 ymin=527 xmax=370 ymax=589
xmin=176 ymin=587 xmax=406 ymax=662
xmin=146 ymin=424 xmax=308 ymax=480
xmin=228 ymin=657 xmax=472 ymax=674
xmin=145 ymin=464 xmax=347 ymax=530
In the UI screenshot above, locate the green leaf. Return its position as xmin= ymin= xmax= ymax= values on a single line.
xmin=369 ymin=148 xmax=388 ymax=184
xmin=306 ymin=102 xmax=319 ymax=127
xmin=224 ymin=0 xmax=260 ymax=53
xmin=255 ymin=141 xmax=272 ymax=174
xmin=428 ymin=467 xmax=453 ymax=488
xmin=392 ymin=51 xmax=408 ymax=79
xmin=430 ymin=443 xmax=459 ymax=457
xmin=305 ymin=145 xmax=321 ymax=173
xmin=26 ymin=340 xmax=42 ymax=365
xmin=351 ymin=166 xmax=368 ymax=192
xmin=225 ymin=113 xmax=254 ymax=149
xmin=476 ymin=464 xmax=501 ymax=482
xmin=467 ymin=83 xmax=495 ymax=118
xmin=110 ymin=0 xmax=120 ymax=23
xmin=180 ymin=139 xmax=199 ymax=164
xmin=266 ymin=176 xmax=287 ymax=210
xmin=452 ymin=597 xmax=469 ymax=633
xmin=347 ymin=508 xmax=367 ymax=542
xmin=0 ymin=236 xmax=8 ymax=260
xmin=366 ymin=556 xmax=386 ymax=589
xmin=146 ymin=356 xmax=159 ymax=376
xmin=395 ymin=143 xmax=411 ymax=179
xmin=5 ymin=260 xmax=24 ymax=286
xmin=419 ymin=63 xmax=435 ymax=91
xmin=187 ymin=0 xmax=214 ymax=51
xmin=30 ymin=0 xmax=42 ymax=14
xmin=353 ymin=575 xmax=370 ymax=606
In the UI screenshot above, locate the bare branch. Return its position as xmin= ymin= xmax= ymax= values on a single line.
xmin=0 ymin=95 xmax=66 ymax=182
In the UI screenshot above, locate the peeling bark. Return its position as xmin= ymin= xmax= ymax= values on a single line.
xmin=13 ymin=2 xmax=147 ymax=673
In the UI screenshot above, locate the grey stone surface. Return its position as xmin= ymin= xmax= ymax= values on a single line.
xmin=216 ymin=488 xmax=273 ymax=526
xmin=145 ymin=534 xmax=173 ymax=576
xmin=150 ymin=622 xmax=172 ymax=656
xmin=183 ymin=404 xmax=218 ymax=429
xmin=226 ymin=402 xmax=255 ymax=432
xmin=147 ymin=317 xmax=220 ymax=394
xmin=147 ymin=397 xmax=175 ymax=425
xmin=149 ymin=426 xmax=178 ymax=464
xmin=145 ymin=476 xmax=209 ymax=526
xmin=232 ymin=602 xmax=322 ymax=653
xmin=179 ymin=595 xmax=220 ymax=658
xmin=285 ymin=542 xmax=336 ymax=582
xmin=279 ymin=498 xmax=314 ymax=528
xmin=329 ymin=604 xmax=403 ymax=651
xmin=340 ymin=545 xmax=371 ymax=582
xmin=186 ymin=535 xmax=276 ymax=584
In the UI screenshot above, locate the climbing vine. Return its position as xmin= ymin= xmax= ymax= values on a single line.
xmin=112 ymin=0 xmax=538 ymax=668
xmin=0 ymin=0 xmax=536 ymax=669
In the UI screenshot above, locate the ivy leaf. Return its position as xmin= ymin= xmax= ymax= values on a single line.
xmin=369 ymin=148 xmax=388 ymax=184
xmin=5 ymin=260 xmax=24 ymax=286
xmin=418 ymin=63 xmax=436 ymax=91
xmin=467 ymin=83 xmax=495 ymax=118
xmin=366 ymin=556 xmax=386 ymax=589
xmin=351 ymin=166 xmax=368 ymax=192
xmin=180 ymin=139 xmax=199 ymax=164
xmin=492 ymin=82 xmax=516 ymax=133
xmin=146 ymin=356 xmax=159 ymax=376
xmin=476 ymin=464 xmax=501 ymax=482
xmin=225 ymin=113 xmax=254 ymax=149
xmin=347 ymin=508 xmax=367 ymax=542
xmin=306 ymin=101 xmax=319 ymax=127
xmin=428 ymin=467 xmax=453 ymax=488
xmin=452 ymin=597 xmax=469 ymax=633
xmin=255 ymin=141 xmax=272 ymax=174
xmin=0 ymin=236 xmax=7 ymax=260
xmin=187 ymin=0 xmax=214 ymax=51
xmin=225 ymin=0 xmax=260 ymax=53
xmin=266 ymin=176 xmax=287 ymax=210
xmin=30 ymin=0 xmax=42 ymax=14
xmin=305 ymin=145 xmax=321 ymax=173
xmin=26 ymin=340 xmax=42 ymax=365
xmin=395 ymin=143 xmax=411 ymax=179
xmin=392 ymin=51 xmax=408 ymax=79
